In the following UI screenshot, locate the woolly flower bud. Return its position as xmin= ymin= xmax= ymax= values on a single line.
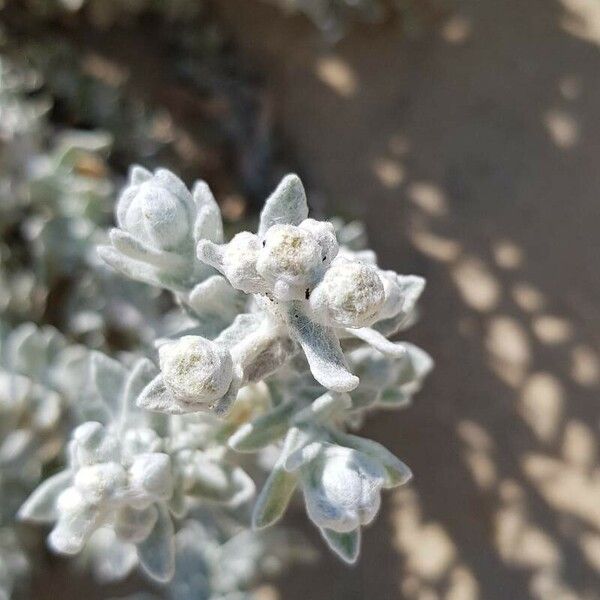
xmin=299 ymin=218 xmax=339 ymax=267
xmin=377 ymin=270 xmax=404 ymax=320
xmin=74 ymin=462 xmax=128 ymax=504
xmin=122 ymin=427 xmax=163 ymax=462
xmin=302 ymin=446 xmax=386 ymax=533
xmin=309 ymin=257 xmax=385 ymax=328
xmin=198 ymin=232 xmax=264 ymax=294
xmin=50 ymin=487 xmax=99 ymax=554
xmin=128 ymin=453 xmax=173 ymax=503
xmin=159 ymin=336 xmax=234 ymax=407
xmin=71 ymin=422 xmax=119 ymax=466
xmin=118 ymin=171 xmax=191 ymax=250
xmin=257 ymin=224 xmax=324 ymax=300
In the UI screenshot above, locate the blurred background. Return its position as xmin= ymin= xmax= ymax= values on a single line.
xmin=1 ymin=0 xmax=600 ymax=598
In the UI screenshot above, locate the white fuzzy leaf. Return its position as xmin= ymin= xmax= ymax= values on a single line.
xmin=136 ymin=375 xmax=182 ymax=415
xmin=192 ymin=180 xmax=224 ymax=244
xmin=347 ymin=327 xmax=407 ymax=358
xmin=336 ymin=433 xmax=412 ymax=488
xmin=19 ymin=470 xmax=72 ymax=522
xmin=109 ymin=229 xmax=187 ymax=270
xmin=136 ymin=504 xmax=175 ymax=583
xmin=286 ymin=304 xmax=358 ymax=392
xmin=258 ymin=174 xmax=308 ymax=236
xmin=91 ymin=352 xmax=127 ymax=418
xmin=97 ymin=245 xmax=161 ymax=288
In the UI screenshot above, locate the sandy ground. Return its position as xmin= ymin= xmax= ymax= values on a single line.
xmin=212 ymin=1 xmax=600 ymax=599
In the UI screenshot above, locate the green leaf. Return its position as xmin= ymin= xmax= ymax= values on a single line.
xmin=228 ymin=400 xmax=296 ymax=452
xmin=320 ymin=527 xmax=361 ymax=564
xmin=252 ymin=466 xmax=298 ymax=529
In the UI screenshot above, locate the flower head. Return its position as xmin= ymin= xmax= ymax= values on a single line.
xmin=293 ymin=445 xmax=386 ymax=533
xmin=116 ymin=168 xmax=192 ymax=251
xmin=158 ymin=336 xmax=234 ymax=410
xmin=309 ymin=256 xmax=385 ymax=328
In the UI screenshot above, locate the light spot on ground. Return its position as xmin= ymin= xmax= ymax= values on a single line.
xmin=519 ymin=373 xmax=564 ymax=443
xmin=452 ymin=256 xmax=500 ymax=312
xmin=315 ymin=55 xmax=358 ymax=97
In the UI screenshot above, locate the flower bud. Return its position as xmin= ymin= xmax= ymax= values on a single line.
xmin=302 ymin=446 xmax=386 ymax=533
xmin=159 ymin=336 xmax=234 ymax=407
xmin=74 ymin=462 xmax=128 ymax=504
xmin=118 ymin=171 xmax=191 ymax=250
xmin=122 ymin=427 xmax=163 ymax=462
xmin=257 ymin=224 xmax=323 ymax=300
xmin=299 ymin=218 xmax=339 ymax=267
xmin=198 ymin=232 xmax=265 ymax=294
xmin=377 ymin=270 xmax=404 ymax=320
xmin=220 ymin=232 xmax=264 ymax=293
xmin=309 ymin=258 xmax=385 ymax=328
xmin=128 ymin=452 xmax=173 ymax=502
xmin=71 ymin=422 xmax=119 ymax=466
xmin=50 ymin=487 xmax=100 ymax=554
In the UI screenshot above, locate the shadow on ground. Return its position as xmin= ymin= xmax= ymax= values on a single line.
xmin=216 ymin=1 xmax=600 ymax=598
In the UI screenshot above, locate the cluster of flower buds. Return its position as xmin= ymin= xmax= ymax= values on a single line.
xmin=20 ymin=352 xmax=255 ymax=582
xmin=20 ymin=419 xmax=176 ymax=581
xmin=99 ymin=168 xmax=221 ymax=289
xmin=0 ymin=323 xmax=89 ymax=489
xmin=98 ymin=168 xmax=242 ymax=334
xmin=155 ymin=173 xmax=427 ymax=410
xmin=86 ymin=168 xmax=432 ymax=566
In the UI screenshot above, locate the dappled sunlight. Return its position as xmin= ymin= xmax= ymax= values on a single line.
xmin=562 ymin=420 xmax=597 ymax=469
xmin=494 ymin=480 xmax=561 ymax=571
xmin=314 ymin=55 xmax=359 ymax=98
xmin=440 ymin=15 xmax=473 ymax=45
xmin=532 ymin=315 xmax=574 ymax=345
xmin=569 ymin=345 xmax=600 ymax=387
xmin=451 ymin=256 xmax=501 ymax=313
xmin=458 ymin=420 xmax=497 ymax=491
xmin=519 ymin=373 xmax=565 ymax=443
xmin=408 ymin=225 xmax=462 ymax=263
xmin=372 ymin=157 xmax=405 ymax=189
xmin=387 ymin=47 xmax=599 ymax=591
xmin=407 ymin=182 xmax=449 ymax=218
xmin=511 ymin=282 xmax=547 ymax=313
xmin=521 ymin=452 xmax=600 ymax=529
xmin=559 ymin=0 xmax=600 ymax=46
xmin=392 ymin=489 xmax=480 ymax=600
xmin=543 ymin=109 xmax=580 ymax=149
xmin=492 ymin=239 xmax=524 ymax=271
xmin=485 ymin=316 xmax=531 ymax=388
xmin=215 ymin=1 xmax=600 ymax=597
xmin=370 ymin=98 xmax=600 ymax=597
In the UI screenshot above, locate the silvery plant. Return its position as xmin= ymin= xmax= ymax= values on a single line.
xmin=0 ymin=321 xmax=90 ymax=598
xmin=19 ymin=164 xmax=432 ymax=593
xmin=0 ymin=55 xmax=163 ymax=348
